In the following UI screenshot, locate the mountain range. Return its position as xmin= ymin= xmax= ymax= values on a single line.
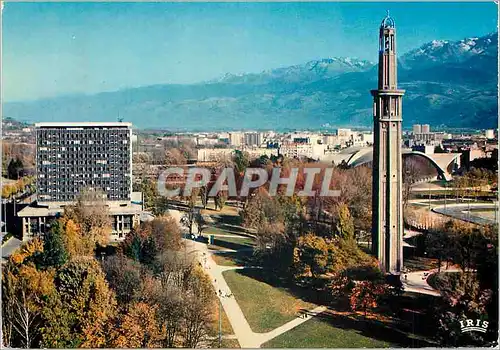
xmin=3 ymin=32 xmax=498 ymax=131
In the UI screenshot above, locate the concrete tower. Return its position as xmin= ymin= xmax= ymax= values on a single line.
xmin=371 ymin=12 xmax=405 ymax=274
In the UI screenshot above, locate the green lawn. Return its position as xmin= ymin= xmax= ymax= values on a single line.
xmin=214 ymin=235 xmax=255 ymax=247
xmin=262 ymin=318 xmax=393 ymax=348
xmin=223 ymin=269 xmax=315 ymax=333
xmin=212 ymin=254 xmax=240 ymax=267
xmin=212 ymin=250 xmax=254 ymax=267
xmin=204 ymin=226 xmax=239 ymax=236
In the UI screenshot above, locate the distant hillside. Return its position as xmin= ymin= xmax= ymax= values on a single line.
xmin=3 ymin=33 xmax=497 ymax=131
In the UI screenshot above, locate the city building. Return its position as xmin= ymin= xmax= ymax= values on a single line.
xmin=485 ymin=129 xmax=495 ymax=139
xmin=421 ymin=124 xmax=430 ymax=134
xmin=17 ymin=122 xmax=142 ymax=241
xmin=35 ymin=122 xmax=132 ymax=204
xmin=197 ymin=147 xmax=277 ymax=162
xmin=229 ymin=132 xmax=244 ymax=147
xmin=371 ymin=13 xmax=404 ymax=274
xmin=244 ymin=132 xmax=262 ymax=147
xmin=412 ymin=124 xmax=422 ymax=134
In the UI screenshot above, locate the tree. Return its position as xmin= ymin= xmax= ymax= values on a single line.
xmin=2 ymin=262 xmax=55 ymax=348
xmin=293 ymin=233 xmax=331 ymax=279
xmin=121 ymin=228 xmax=158 ymax=267
xmin=335 ymin=203 xmax=354 ymax=240
xmin=199 ymin=185 xmax=208 ymax=209
xmin=165 ymin=148 xmax=187 ymax=165
xmin=349 ymin=281 xmax=387 ymax=316
xmin=148 ymin=215 xmax=183 ymax=252
xmin=139 ymin=178 xmax=158 ymax=209
xmin=40 ymin=292 xmax=79 ymax=348
xmin=102 ymin=255 xmax=143 ymax=305
xmin=425 ymin=227 xmax=455 ymax=272
xmin=59 ymin=218 xmax=95 ymax=258
xmin=7 ymin=157 xmax=24 ymax=180
xmin=232 ymin=150 xmax=249 ymax=175
xmin=110 ymin=302 xmax=163 ymax=348
xmin=64 ymin=189 xmax=112 ymax=250
xmin=152 ymin=196 xmax=169 ymax=217
xmin=39 ymin=220 xmax=68 ymax=269
xmin=181 ymin=266 xmax=214 ymax=348
xmin=403 ymin=157 xmax=421 ymax=209
xmin=214 ymin=191 xmax=227 ymax=211
xmin=53 ymin=258 xmax=117 ymax=347
xmin=9 ymin=238 xmax=44 ymax=266
xmin=434 ymin=223 xmax=498 ymax=346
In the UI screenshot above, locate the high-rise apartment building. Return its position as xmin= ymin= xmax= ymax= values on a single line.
xmin=18 ymin=122 xmax=141 ymax=241
xmin=244 ymin=132 xmax=262 ymax=147
xmin=421 ymin=124 xmax=430 ymax=133
xmin=36 ymin=122 xmax=132 ymax=204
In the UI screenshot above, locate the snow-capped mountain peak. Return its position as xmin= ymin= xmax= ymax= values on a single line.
xmin=400 ymin=32 xmax=497 ymax=70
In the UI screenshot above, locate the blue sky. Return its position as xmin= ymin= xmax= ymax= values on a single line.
xmin=2 ymin=2 xmax=497 ymax=102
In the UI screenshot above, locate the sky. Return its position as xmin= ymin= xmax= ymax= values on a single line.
xmin=2 ymin=2 xmax=497 ymax=102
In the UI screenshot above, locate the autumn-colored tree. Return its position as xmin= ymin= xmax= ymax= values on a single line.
xmin=327 ymin=271 xmax=353 ymax=299
xmin=9 ymin=237 xmax=44 ymax=266
xmin=349 ymin=281 xmax=387 ymax=316
xmin=53 ymin=258 xmax=117 ymax=347
xmin=58 ymin=217 xmax=95 ymax=258
xmin=102 ymin=255 xmax=143 ymax=305
xmin=64 ymin=188 xmax=112 ymax=249
xmin=165 ymin=148 xmax=187 ymax=165
xmin=110 ymin=302 xmax=163 ymax=348
xmin=335 ymin=203 xmax=355 ymax=240
xmin=181 ymin=265 xmax=215 ymax=347
xmin=148 ymin=215 xmax=183 ymax=252
xmin=293 ymin=233 xmax=331 ymax=278
xmin=2 ymin=262 xmax=55 ymax=348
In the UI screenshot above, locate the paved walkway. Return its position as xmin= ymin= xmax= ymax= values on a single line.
xmin=174 ymin=208 xmax=326 ymax=348
xmin=1 ymin=237 xmax=22 ymax=260
xmin=401 ymin=264 xmax=462 ymax=297
xmin=184 ymin=238 xmax=325 ymax=347
xmin=432 ymin=203 xmax=497 ymax=225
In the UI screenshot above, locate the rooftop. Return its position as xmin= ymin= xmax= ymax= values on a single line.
xmin=35 ymin=122 xmax=132 ymax=128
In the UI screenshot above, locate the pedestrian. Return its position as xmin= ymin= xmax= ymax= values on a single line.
xmin=404 ymin=274 xmax=407 ymax=281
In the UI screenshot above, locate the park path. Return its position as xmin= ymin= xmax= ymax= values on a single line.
xmin=184 ymin=238 xmax=325 ymax=347
xmin=401 ymin=264 xmax=462 ymax=297
xmin=1 ymin=237 xmax=22 ymax=262
xmin=172 ymin=208 xmax=325 ymax=348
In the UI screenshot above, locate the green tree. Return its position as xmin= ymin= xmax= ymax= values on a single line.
xmin=232 ymin=150 xmax=249 ymax=175
xmin=335 ymin=203 xmax=355 ymax=240
xmin=293 ymin=233 xmax=330 ymax=279
xmin=39 ymin=220 xmax=68 ymax=269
